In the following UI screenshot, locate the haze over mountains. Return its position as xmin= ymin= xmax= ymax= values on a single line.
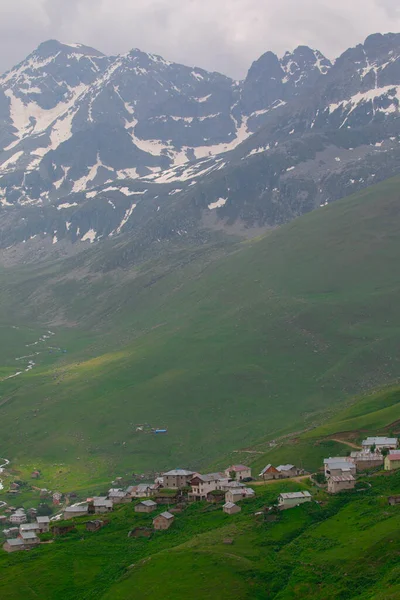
xmin=1 ymin=32 xmax=400 ymax=257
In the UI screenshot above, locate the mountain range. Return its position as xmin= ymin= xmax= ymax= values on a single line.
xmin=1 ymin=32 xmax=400 ymax=259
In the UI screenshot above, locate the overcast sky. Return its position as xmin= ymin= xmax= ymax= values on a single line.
xmin=1 ymin=0 xmax=400 ymax=78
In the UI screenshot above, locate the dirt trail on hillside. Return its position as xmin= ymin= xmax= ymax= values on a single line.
xmin=330 ymin=438 xmax=362 ymax=450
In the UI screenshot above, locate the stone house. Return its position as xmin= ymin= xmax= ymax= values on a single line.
xmin=223 ymin=502 xmax=241 ymax=515
xmin=108 ymin=489 xmax=131 ymax=504
xmin=362 ymin=437 xmax=398 ymax=452
xmin=350 ymin=452 xmax=383 ymax=471
xmin=324 ymin=458 xmax=356 ymax=478
xmin=127 ymin=483 xmax=159 ymax=498
xmin=3 ymin=538 xmax=25 ymax=553
xmin=3 ymin=527 xmax=19 ymax=538
xmin=20 ymin=523 xmax=40 ymax=535
xmin=224 ymin=465 xmax=252 ymax=481
xmin=162 ymin=469 xmax=196 ymax=489
xmin=9 ymin=509 xmax=27 ymax=524
xmin=153 ymin=511 xmax=175 ymax=530
xmin=52 ymin=524 xmax=75 ymax=535
xmin=86 ymin=520 xmax=105 ymax=532
xmin=206 ymin=490 xmax=225 ymax=503
xmin=63 ymin=504 xmax=89 ymax=520
xmin=36 ymin=516 xmax=50 ymax=533
xmin=31 ymin=471 xmax=40 ymax=479
xmin=225 ymin=488 xmax=255 ymax=504
xmin=155 ymin=490 xmax=180 ymax=505
xmin=19 ymin=531 xmax=39 ymax=546
xmin=189 ymin=473 xmax=225 ymax=500
xmin=135 ymin=500 xmax=158 ymax=513
xmin=259 ymin=464 xmax=280 ymax=480
xmin=384 ymin=452 xmax=400 ymax=471
xmin=0 ymin=515 xmax=7 ymax=525
xmin=278 ymin=491 xmax=312 ymax=510
xmin=327 ymin=474 xmax=356 ymax=494
xmin=276 ymin=464 xmax=303 ymax=478
xmin=92 ymin=497 xmax=113 ymax=514
xmin=216 ymin=480 xmax=245 ymax=492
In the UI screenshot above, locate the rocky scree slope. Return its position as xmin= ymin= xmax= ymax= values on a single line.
xmin=1 ymin=34 xmax=400 ymax=255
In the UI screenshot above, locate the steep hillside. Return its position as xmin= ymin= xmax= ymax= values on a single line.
xmin=1 ymin=176 xmax=400 ymax=479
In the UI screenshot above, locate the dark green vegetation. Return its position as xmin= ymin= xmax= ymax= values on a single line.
xmin=1 ymin=472 xmax=400 ymax=599
xmin=2 ymin=176 xmax=400 ymax=483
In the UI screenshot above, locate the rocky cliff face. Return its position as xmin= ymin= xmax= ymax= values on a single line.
xmin=1 ymin=33 xmax=400 ymax=258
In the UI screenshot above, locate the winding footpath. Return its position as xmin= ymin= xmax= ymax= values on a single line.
xmin=1 ymin=329 xmax=57 ymax=382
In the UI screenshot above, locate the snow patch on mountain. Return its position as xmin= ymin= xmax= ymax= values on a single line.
xmin=115 ymin=204 xmax=137 ymax=234
xmin=208 ymin=197 xmax=227 ymax=209
xmin=4 ymin=83 xmax=87 ymax=144
xmin=72 ymin=154 xmax=113 ymax=192
xmin=81 ymin=228 xmax=97 ymax=243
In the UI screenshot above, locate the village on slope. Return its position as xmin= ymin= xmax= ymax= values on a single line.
xmin=1 ymin=435 xmax=400 ymax=553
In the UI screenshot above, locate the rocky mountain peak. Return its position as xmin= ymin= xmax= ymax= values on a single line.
xmin=281 ymin=46 xmax=331 ymax=77
xmin=34 ymin=39 xmax=105 ymax=60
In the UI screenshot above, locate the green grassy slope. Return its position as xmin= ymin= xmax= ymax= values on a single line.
xmin=1 ymin=473 xmax=400 ymax=599
xmin=2 ymin=177 xmax=400 ymax=478
xmin=243 ymin=382 xmax=400 ymax=477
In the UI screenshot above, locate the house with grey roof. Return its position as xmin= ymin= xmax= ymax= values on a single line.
xmin=127 ymin=483 xmax=160 ymax=498
xmin=216 ymin=480 xmax=245 ymax=491
xmin=327 ymin=474 xmax=356 ymax=494
xmin=63 ymin=504 xmax=89 ymax=520
xmin=108 ymin=489 xmax=131 ymax=504
xmin=135 ymin=500 xmax=158 ymax=513
xmin=36 ymin=516 xmax=50 ymax=533
xmin=19 ymin=531 xmax=40 ymax=546
xmin=19 ymin=523 xmax=40 ymax=534
xmin=9 ymin=509 xmax=27 ymax=524
xmin=276 ymin=464 xmax=303 ymax=478
xmin=323 ymin=457 xmax=356 ymax=478
xmin=259 ymin=464 xmax=280 ymax=480
xmin=362 ymin=437 xmax=398 ymax=452
xmin=92 ymin=497 xmax=113 ymax=513
xmin=153 ymin=511 xmax=175 ymax=530
xmin=162 ymin=469 xmax=196 ymax=489
xmin=225 ymin=487 xmax=255 ymax=503
xmin=278 ymin=491 xmax=312 ymax=510
xmin=189 ymin=472 xmax=226 ymax=500
xmin=223 ymin=502 xmax=241 ymax=515
xmin=350 ymin=452 xmax=383 ymax=471
xmin=2 ymin=527 xmax=19 ymax=538
xmin=224 ymin=465 xmax=252 ymax=481
xmin=3 ymin=538 xmax=25 ymax=553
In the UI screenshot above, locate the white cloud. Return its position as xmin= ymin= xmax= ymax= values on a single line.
xmin=1 ymin=0 xmax=400 ymax=78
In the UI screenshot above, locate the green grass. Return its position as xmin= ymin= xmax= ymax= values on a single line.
xmin=1 ymin=472 xmax=400 ymax=599
xmin=2 ymin=176 xmax=400 ymax=481
xmin=305 ymin=384 xmax=400 ymax=440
